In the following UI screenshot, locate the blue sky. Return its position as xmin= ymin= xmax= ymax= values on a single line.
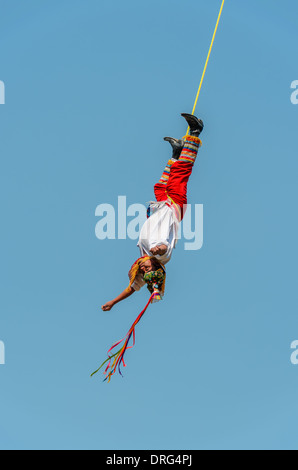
xmin=0 ymin=0 xmax=298 ymax=450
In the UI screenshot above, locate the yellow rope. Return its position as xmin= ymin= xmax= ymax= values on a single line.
xmin=186 ymin=0 xmax=225 ymax=136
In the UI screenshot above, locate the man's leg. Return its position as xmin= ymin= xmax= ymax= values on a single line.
xmin=154 ymin=157 xmax=176 ymax=202
xmin=154 ymin=114 xmax=203 ymax=211
xmin=165 ymin=135 xmax=201 ymax=217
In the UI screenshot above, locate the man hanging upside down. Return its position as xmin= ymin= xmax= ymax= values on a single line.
xmin=102 ymin=113 xmax=204 ymax=311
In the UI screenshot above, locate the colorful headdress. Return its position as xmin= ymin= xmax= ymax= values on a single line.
xmin=127 ymin=256 xmax=166 ymax=302
xmin=143 ymin=268 xmax=166 ymax=302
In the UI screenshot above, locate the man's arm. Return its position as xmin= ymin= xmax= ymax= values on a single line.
xmin=102 ymin=286 xmax=135 ymax=312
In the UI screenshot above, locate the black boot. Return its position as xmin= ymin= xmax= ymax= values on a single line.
xmin=164 ymin=137 xmax=184 ymax=160
xmin=181 ymin=113 xmax=204 ymax=137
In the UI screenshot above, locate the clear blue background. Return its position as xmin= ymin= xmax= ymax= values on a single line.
xmin=0 ymin=0 xmax=298 ymax=450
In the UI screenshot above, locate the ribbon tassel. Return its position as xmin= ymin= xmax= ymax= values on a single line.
xmin=91 ymin=292 xmax=160 ymax=382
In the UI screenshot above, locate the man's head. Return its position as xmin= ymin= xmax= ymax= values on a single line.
xmin=139 ymin=258 xmax=159 ymax=274
xmin=140 ymin=258 xmax=166 ymax=299
xmin=128 ymin=256 xmax=166 ymax=300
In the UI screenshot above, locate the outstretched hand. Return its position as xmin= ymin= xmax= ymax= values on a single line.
xmin=101 ymin=301 xmax=115 ymax=312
